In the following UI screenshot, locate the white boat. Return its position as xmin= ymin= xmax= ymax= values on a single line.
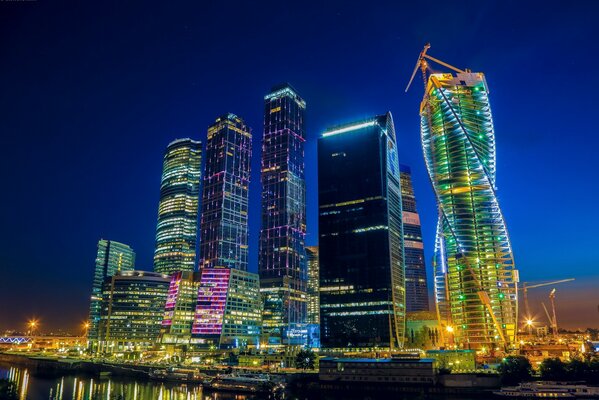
xmin=494 ymin=381 xmax=599 ymax=398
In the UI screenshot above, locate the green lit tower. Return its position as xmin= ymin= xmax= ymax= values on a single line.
xmin=153 ymin=138 xmax=202 ymax=275
xmin=87 ymin=239 xmax=135 ymax=350
xmin=409 ymin=45 xmax=518 ymax=350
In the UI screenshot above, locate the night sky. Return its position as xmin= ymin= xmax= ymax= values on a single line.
xmin=1 ymin=1 xmax=598 ymax=333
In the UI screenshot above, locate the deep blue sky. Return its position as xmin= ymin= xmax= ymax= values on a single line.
xmin=1 ymin=1 xmax=598 ymax=333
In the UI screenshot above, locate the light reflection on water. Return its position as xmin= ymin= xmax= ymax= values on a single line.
xmin=1 ymin=366 xmax=264 ymax=400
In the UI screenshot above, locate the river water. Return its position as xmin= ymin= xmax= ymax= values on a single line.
xmin=0 ymin=365 xmax=482 ymax=400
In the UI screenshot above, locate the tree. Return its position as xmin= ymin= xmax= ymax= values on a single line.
xmin=540 ymin=358 xmax=568 ymax=381
xmin=565 ymin=358 xmax=586 ymax=381
xmin=498 ymin=356 xmax=533 ymax=385
xmin=295 ymin=349 xmax=316 ymax=370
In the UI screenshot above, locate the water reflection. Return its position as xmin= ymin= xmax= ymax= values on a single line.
xmin=1 ymin=366 xmax=265 ymax=400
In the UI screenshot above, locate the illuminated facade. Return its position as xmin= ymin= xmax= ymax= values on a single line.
xmin=153 ymin=138 xmax=202 ymax=275
xmin=318 ymin=113 xmax=406 ymax=350
xmin=97 ymin=271 xmax=170 ymax=353
xmin=160 ymin=271 xmax=201 ymax=345
xmin=421 ymin=71 xmax=518 ymax=349
xmin=199 ymin=114 xmax=251 ymax=271
xmin=399 ymin=165 xmax=430 ymax=312
xmin=191 ymin=268 xmax=261 ymax=349
xmin=258 ymin=84 xmax=307 ymax=346
xmin=306 ymin=246 xmax=320 ymax=325
xmin=88 ymin=239 xmax=135 ymax=349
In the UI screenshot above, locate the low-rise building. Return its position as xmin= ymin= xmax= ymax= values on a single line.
xmin=405 ymin=311 xmax=441 ymax=349
xmin=319 ymin=356 xmax=438 ymax=385
xmin=520 ymin=343 xmax=575 ymax=367
xmin=191 ymin=268 xmax=261 ymax=349
xmin=425 ymin=349 xmax=476 ymax=371
xmin=97 ymin=271 xmax=170 ymax=354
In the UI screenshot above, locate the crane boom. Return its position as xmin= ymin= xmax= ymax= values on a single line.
xmin=549 ymin=289 xmax=559 ymax=337
xmin=520 ymin=278 xmax=574 ymax=331
xmin=542 ymin=302 xmax=553 ymax=327
xmin=405 ymin=43 xmax=430 ymax=93
xmin=519 ymin=278 xmax=574 ymax=291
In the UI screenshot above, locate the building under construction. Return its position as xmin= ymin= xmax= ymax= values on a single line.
xmin=408 ymin=45 xmax=519 ymax=350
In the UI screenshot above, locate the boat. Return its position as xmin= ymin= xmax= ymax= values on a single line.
xmin=149 ymin=367 xmax=206 ymax=383
xmin=494 ymin=381 xmax=599 ymax=398
xmin=204 ymin=373 xmax=285 ymax=394
xmin=97 ymin=371 xmax=112 ymax=379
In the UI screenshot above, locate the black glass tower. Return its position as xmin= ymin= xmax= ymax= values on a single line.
xmin=318 ymin=113 xmax=406 ymax=350
xmin=258 ymin=84 xmax=307 ymax=346
xmin=400 ymin=164 xmax=430 ymax=312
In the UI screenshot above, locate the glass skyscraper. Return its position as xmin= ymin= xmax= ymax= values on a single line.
xmin=318 ymin=113 xmax=406 ymax=350
xmin=420 ymin=71 xmax=518 ymax=349
xmin=199 ymin=114 xmax=251 ymax=271
xmin=190 ymin=113 xmax=260 ymax=349
xmin=399 ymin=164 xmax=430 ymax=312
xmin=153 ymin=138 xmax=202 ymax=276
xmin=258 ymin=84 xmax=308 ymax=346
xmin=306 ymin=246 xmax=320 ymax=325
xmin=87 ymin=239 xmax=135 ymax=350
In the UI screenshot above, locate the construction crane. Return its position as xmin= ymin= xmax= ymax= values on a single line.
xmin=549 ymin=288 xmax=559 ymax=337
xmin=541 ymin=302 xmax=553 ymax=335
xmin=405 ymin=43 xmax=467 ymax=93
xmin=519 ymin=279 xmax=574 ymax=330
xmin=406 ymin=44 xmax=508 ymax=349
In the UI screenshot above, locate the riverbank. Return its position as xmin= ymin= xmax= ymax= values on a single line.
xmin=0 ymin=352 xmax=502 ymax=398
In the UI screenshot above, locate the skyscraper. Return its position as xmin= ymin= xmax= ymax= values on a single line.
xmin=87 ymin=239 xmax=135 ymax=349
xmin=318 ymin=113 xmax=406 ymax=350
xmin=306 ymin=246 xmax=320 ymax=325
xmin=153 ymin=138 xmax=202 ymax=276
xmin=399 ymin=164 xmax=430 ymax=312
xmin=199 ymin=114 xmax=252 ymax=271
xmin=418 ymin=60 xmax=518 ymax=349
xmin=191 ymin=113 xmax=260 ymax=349
xmin=258 ymin=84 xmax=308 ymax=346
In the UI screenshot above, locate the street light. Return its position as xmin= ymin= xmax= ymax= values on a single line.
xmin=28 ymin=319 xmax=38 ymax=336
xmin=445 ymin=325 xmax=455 ymax=348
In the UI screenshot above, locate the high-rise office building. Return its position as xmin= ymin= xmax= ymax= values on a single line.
xmin=318 ymin=113 xmax=406 ymax=350
xmin=190 ymin=113 xmax=260 ymax=349
xmin=199 ymin=114 xmax=251 ymax=271
xmin=87 ymin=239 xmax=135 ymax=349
xmin=399 ymin=165 xmax=430 ymax=312
xmin=191 ymin=268 xmax=261 ymax=349
xmin=258 ymin=84 xmax=307 ymax=346
xmin=306 ymin=246 xmax=320 ymax=325
xmin=161 ymin=271 xmax=201 ymax=345
xmin=420 ymin=69 xmax=518 ymax=349
xmin=153 ymin=138 xmax=202 ymax=276
xmin=97 ymin=271 xmax=170 ymax=353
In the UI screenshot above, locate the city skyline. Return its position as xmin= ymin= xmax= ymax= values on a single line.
xmin=1 ymin=1 xmax=598 ymax=333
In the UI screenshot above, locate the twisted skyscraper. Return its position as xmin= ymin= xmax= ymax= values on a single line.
xmin=411 ymin=46 xmax=518 ymax=350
